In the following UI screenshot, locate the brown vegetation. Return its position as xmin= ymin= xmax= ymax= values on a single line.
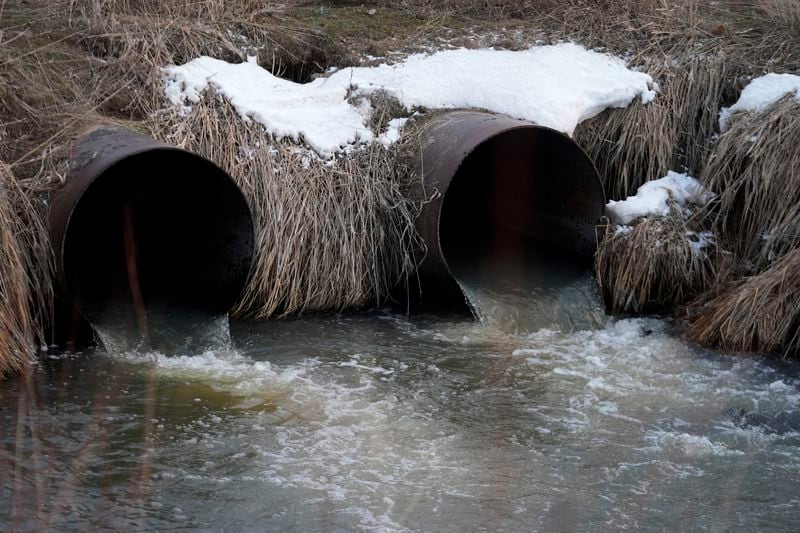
xmin=699 ymin=97 xmax=800 ymax=274
xmin=576 ymin=50 xmax=731 ymax=199
xmin=0 ymin=162 xmax=51 ymax=377
xmin=1 ymin=0 xmax=800 ymax=362
xmin=689 ymin=248 xmax=800 ymax=356
xmin=595 ymin=209 xmax=715 ymax=315
xmin=156 ymin=94 xmax=422 ymax=318
xmin=758 ymin=0 xmax=800 ymax=31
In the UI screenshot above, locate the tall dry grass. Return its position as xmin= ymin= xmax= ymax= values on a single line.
xmin=73 ymin=0 xmax=349 ymax=115
xmin=575 ymin=49 xmax=732 ymax=200
xmin=0 ymin=163 xmax=51 ymax=377
xmin=2 ymin=0 xmax=800 ymax=354
xmin=700 ymin=97 xmax=800 ymax=273
xmin=154 ymin=94 xmax=422 ymax=318
xmin=595 ymin=210 xmax=716 ymax=314
xmin=759 ymin=0 xmax=800 ymax=31
xmin=383 ymin=0 xmax=701 ymax=23
xmin=689 ymin=247 xmax=800 ymax=356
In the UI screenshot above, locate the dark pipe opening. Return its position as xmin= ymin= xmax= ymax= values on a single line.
xmin=52 ymin=130 xmax=254 ymax=348
xmin=440 ymin=128 xmax=600 ymax=274
xmin=410 ymin=112 xmax=605 ymax=313
xmin=64 ymin=151 xmax=252 ymax=321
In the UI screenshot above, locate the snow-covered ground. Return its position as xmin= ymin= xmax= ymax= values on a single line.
xmin=163 ymin=43 xmax=656 ymax=155
xmin=605 ymin=171 xmax=714 ymax=226
xmin=719 ymin=73 xmax=800 ymax=131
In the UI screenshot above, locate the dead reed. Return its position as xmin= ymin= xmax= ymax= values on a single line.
xmin=575 ymin=48 xmax=732 ymax=200
xmin=700 ymin=97 xmax=800 ymax=273
xmin=759 ymin=0 xmax=800 ymax=31
xmin=688 ymin=247 xmax=800 ymax=356
xmin=74 ymin=0 xmax=349 ymax=116
xmin=595 ymin=209 xmax=716 ymax=314
xmin=2 ymin=0 xmax=799 ymax=361
xmin=154 ymin=94 xmax=422 ymax=318
xmin=0 ymin=163 xmax=47 ymax=377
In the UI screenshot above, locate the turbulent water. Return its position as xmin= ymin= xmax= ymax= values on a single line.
xmin=2 ymin=279 xmax=800 ymax=530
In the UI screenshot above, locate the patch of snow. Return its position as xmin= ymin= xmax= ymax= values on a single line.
xmin=719 ymin=73 xmax=800 ymax=131
xmin=163 ymin=43 xmax=655 ymax=156
xmin=343 ymin=43 xmax=655 ymax=134
xmin=605 ymin=171 xmax=714 ymax=225
xmin=378 ymin=118 xmax=408 ymax=147
xmin=686 ymin=230 xmax=715 ymax=255
xmin=614 ymin=225 xmax=634 ymax=236
xmin=163 ymin=57 xmax=373 ymax=156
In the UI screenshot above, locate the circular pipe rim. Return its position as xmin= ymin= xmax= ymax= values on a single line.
xmin=50 ymin=130 xmax=255 ymax=316
xmin=412 ymin=111 xmax=605 ymax=313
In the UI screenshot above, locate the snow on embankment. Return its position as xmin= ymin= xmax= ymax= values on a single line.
xmin=719 ymin=73 xmax=800 ymax=131
xmin=606 ymin=171 xmax=714 ymax=226
xmin=163 ymin=43 xmax=655 ymax=156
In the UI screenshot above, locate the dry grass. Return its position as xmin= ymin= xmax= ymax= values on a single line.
xmin=382 ymin=0 xmax=562 ymax=17
xmin=575 ymin=48 xmax=732 ymax=200
xmin=688 ymin=247 xmax=800 ymax=356
xmin=0 ymin=164 xmax=32 ymax=377
xmin=759 ymin=0 xmax=800 ymax=31
xmin=73 ymin=0 xmax=349 ymax=117
xmin=154 ymin=94 xmax=422 ymax=318
xmin=0 ymin=0 xmax=351 ymax=179
xmin=595 ymin=209 xmax=716 ymax=314
xmin=1 ymin=0 xmax=799 ymax=356
xmin=383 ymin=0 xmax=700 ymax=24
xmin=0 ymin=0 xmax=397 ymax=327
xmin=700 ymin=97 xmax=800 ymax=273
xmin=0 ymin=162 xmax=52 ymax=378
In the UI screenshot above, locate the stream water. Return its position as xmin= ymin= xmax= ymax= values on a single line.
xmin=2 ymin=273 xmax=800 ymax=530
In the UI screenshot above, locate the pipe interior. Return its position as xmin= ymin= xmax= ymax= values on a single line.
xmin=439 ymin=128 xmax=601 ymax=280
xmin=63 ymin=150 xmax=253 ymax=324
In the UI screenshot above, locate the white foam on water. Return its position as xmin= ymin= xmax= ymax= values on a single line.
xmin=105 ymin=341 xmax=474 ymax=529
xmin=80 ymin=312 xmax=800 ymax=530
xmin=645 ymin=431 xmax=744 ymax=458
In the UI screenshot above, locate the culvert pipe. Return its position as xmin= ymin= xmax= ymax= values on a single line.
xmin=50 ymin=128 xmax=255 ymax=346
xmin=410 ymin=111 xmax=605 ymax=313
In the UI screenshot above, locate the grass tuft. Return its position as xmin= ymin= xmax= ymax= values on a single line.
xmin=0 ymin=162 xmax=53 ymax=377
xmin=575 ymin=48 xmax=732 ymax=200
xmin=595 ymin=209 xmax=715 ymax=314
xmin=688 ymin=247 xmax=800 ymax=356
xmin=758 ymin=0 xmax=800 ymax=31
xmin=699 ymin=97 xmax=800 ymax=273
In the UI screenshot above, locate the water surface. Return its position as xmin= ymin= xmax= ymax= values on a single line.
xmin=2 ymin=310 xmax=800 ymax=531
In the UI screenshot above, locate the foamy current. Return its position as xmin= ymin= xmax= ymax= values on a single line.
xmin=3 ymin=311 xmax=800 ymax=531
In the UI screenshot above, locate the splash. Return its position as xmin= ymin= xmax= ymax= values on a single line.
xmin=94 ymin=310 xmax=233 ymax=355
xmin=450 ymin=238 xmax=607 ymax=334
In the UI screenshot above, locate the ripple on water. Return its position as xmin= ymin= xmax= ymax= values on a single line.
xmin=3 ymin=314 xmax=800 ymax=531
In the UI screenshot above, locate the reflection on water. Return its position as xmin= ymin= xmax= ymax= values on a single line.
xmin=2 ymin=313 xmax=800 ymax=531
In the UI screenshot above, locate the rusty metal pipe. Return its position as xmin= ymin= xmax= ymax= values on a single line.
xmin=410 ymin=111 xmax=605 ymax=313
xmin=50 ymin=128 xmax=254 ymax=345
